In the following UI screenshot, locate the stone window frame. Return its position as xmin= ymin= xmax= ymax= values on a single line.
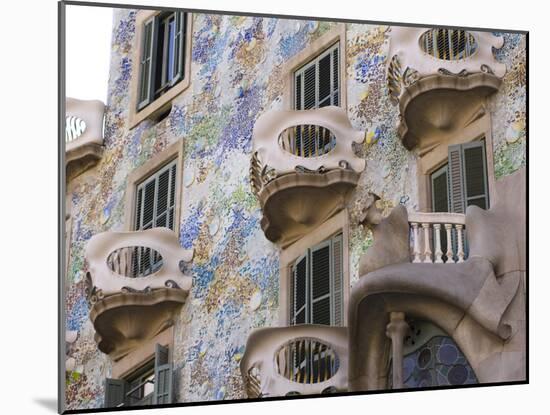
xmin=282 ymin=23 xmax=347 ymax=111
xmin=128 ymin=10 xmax=193 ymax=129
xmin=123 ymin=140 xmax=185 ymax=232
xmin=278 ymin=209 xmax=350 ymax=326
xmin=416 ymin=112 xmax=496 ymax=212
xmin=112 ymin=327 xmax=174 ymax=379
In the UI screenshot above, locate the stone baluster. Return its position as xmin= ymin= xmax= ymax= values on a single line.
xmin=386 ymin=312 xmax=409 ymax=389
xmin=444 ymin=223 xmax=453 ymax=263
xmin=411 ymin=223 xmax=421 ymax=263
xmin=422 ymin=223 xmax=432 ymax=263
xmin=433 ymin=223 xmax=443 ymax=263
xmin=456 ymin=224 xmax=465 ymax=263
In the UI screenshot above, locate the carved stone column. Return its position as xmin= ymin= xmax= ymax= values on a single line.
xmin=386 ymin=311 xmax=409 ymax=389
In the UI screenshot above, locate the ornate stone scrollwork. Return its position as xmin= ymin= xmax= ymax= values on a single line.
xmin=294 ymin=165 xmax=328 ymax=174
xmin=387 ymin=54 xmax=402 ymax=104
xmin=120 ymin=286 xmax=153 ymax=294
xmin=437 ymin=68 xmax=470 ymax=77
xmin=402 ymin=67 xmax=420 ymax=87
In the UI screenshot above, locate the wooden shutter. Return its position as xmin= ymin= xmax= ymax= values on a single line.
xmin=332 ymin=46 xmax=339 ymax=106
xmin=138 ymin=18 xmax=156 ymax=110
xmin=292 ymin=254 xmax=308 ymax=325
xmin=447 ymin=142 xmax=489 ymax=213
xmin=153 ymin=344 xmax=173 ymax=405
xmin=172 ymin=12 xmax=186 ymax=85
xmin=135 ymin=159 xmax=177 ymax=231
xmin=447 ymin=144 xmax=466 ymax=214
xmin=293 ymin=42 xmax=340 ymax=111
xmin=331 ymin=234 xmax=343 ymax=326
xmin=462 ymin=141 xmax=490 ymax=209
xmin=310 ymin=240 xmax=332 ymax=326
xmin=318 ymin=53 xmax=332 ymax=107
xmin=289 ymin=264 xmax=296 ymax=324
xmin=104 ymin=378 xmax=127 ymax=408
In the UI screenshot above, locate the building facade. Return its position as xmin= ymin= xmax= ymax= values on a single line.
xmin=63 ymin=7 xmax=527 ymax=411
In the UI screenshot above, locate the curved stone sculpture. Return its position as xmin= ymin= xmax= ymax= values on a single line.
xmin=251 ymin=106 xmax=366 ymax=247
xmin=85 ymin=227 xmax=194 ymax=359
xmin=386 ymin=27 xmax=506 ymax=150
xmin=240 ymin=325 xmax=348 ymax=397
xmin=349 ymin=169 xmax=526 ymax=390
xmin=65 ymin=97 xmax=105 ymax=179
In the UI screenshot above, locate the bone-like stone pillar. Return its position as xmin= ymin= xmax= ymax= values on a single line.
xmin=385 ymin=311 xmax=409 ymax=389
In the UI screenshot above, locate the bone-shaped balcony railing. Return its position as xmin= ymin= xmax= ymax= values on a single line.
xmin=241 ymin=325 xmax=348 ymax=398
xmin=250 ymin=106 xmax=365 ymax=196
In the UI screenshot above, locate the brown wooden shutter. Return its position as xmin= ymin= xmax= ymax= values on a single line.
xmin=292 ymin=254 xmax=308 ymax=325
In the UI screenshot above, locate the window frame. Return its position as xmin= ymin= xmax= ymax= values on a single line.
xmin=279 ymin=209 xmax=350 ymax=326
xmin=129 ymin=10 xmax=193 ymax=128
xmin=123 ymin=140 xmax=185 ymax=232
xmin=282 ymin=24 xmax=347 ymax=110
xmin=429 ymin=139 xmax=490 ymax=213
xmin=289 ymin=233 xmax=343 ymax=326
xmin=294 ymin=41 xmax=340 ymax=110
xmin=417 ymin=112 xmax=496 ymax=212
xmin=106 ymin=327 xmax=174 ymax=408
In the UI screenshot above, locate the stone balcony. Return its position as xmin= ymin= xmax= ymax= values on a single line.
xmin=66 ymin=98 xmax=105 ymax=180
xmin=85 ymin=227 xmax=193 ymax=360
xmin=250 ymin=106 xmax=366 ymax=247
xmin=349 ymin=171 xmax=526 ymax=391
xmin=240 ymin=325 xmax=348 ymax=398
xmin=386 ymin=27 xmax=506 ymax=151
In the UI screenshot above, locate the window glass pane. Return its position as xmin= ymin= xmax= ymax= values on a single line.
xmin=431 ymin=166 xmax=449 ymax=213
xmin=167 ymin=17 xmax=176 ymax=82
xmin=463 ymin=145 xmax=487 ymax=201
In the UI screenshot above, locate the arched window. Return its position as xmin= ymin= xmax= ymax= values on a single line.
xmin=389 ymin=320 xmax=478 ymax=388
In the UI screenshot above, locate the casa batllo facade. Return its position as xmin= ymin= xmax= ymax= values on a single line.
xmin=62 ymin=6 xmax=527 ymax=411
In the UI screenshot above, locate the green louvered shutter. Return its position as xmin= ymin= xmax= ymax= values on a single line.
xmin=310 ymin=240 xmax=332 ymax=326
xmin=331 ymin=234 xmax=343 ymax=326
xmin=138 ymin=18 xmax=156 ymax=110
xmin=448 ymin=144 xmax=466 ymax=214
xmin=462 ymin=141 xmax=490 ymax=209
xmin=172 ymin=12 xmax=186 ymax=85
xmin=153 ymin=344 xmax=173 ymax=405
xmin=104 ymin=378 xmax=127 ymax=408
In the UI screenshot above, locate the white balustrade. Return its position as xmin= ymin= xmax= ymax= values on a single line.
xmin=408 ymin=212 xmax=467 ymax=264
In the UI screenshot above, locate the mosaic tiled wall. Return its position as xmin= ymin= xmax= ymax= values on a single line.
xmin=64 ymin=9 xmax=527 ymax=409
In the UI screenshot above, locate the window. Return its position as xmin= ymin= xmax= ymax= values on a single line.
xmin=138 ymin=11 xmax=188 ymax=110
xmin=134 ymin=159 xmax=177 ymax=231
xmin=289 ymin=233 xmax=343 ymax=326
xmin=104 ymin=344 xmax=173 ymax=408
xmin=294 ymin=42 xmax=340 ymax=110
xmin=431 ymin=140 xmax=490 ymax=213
